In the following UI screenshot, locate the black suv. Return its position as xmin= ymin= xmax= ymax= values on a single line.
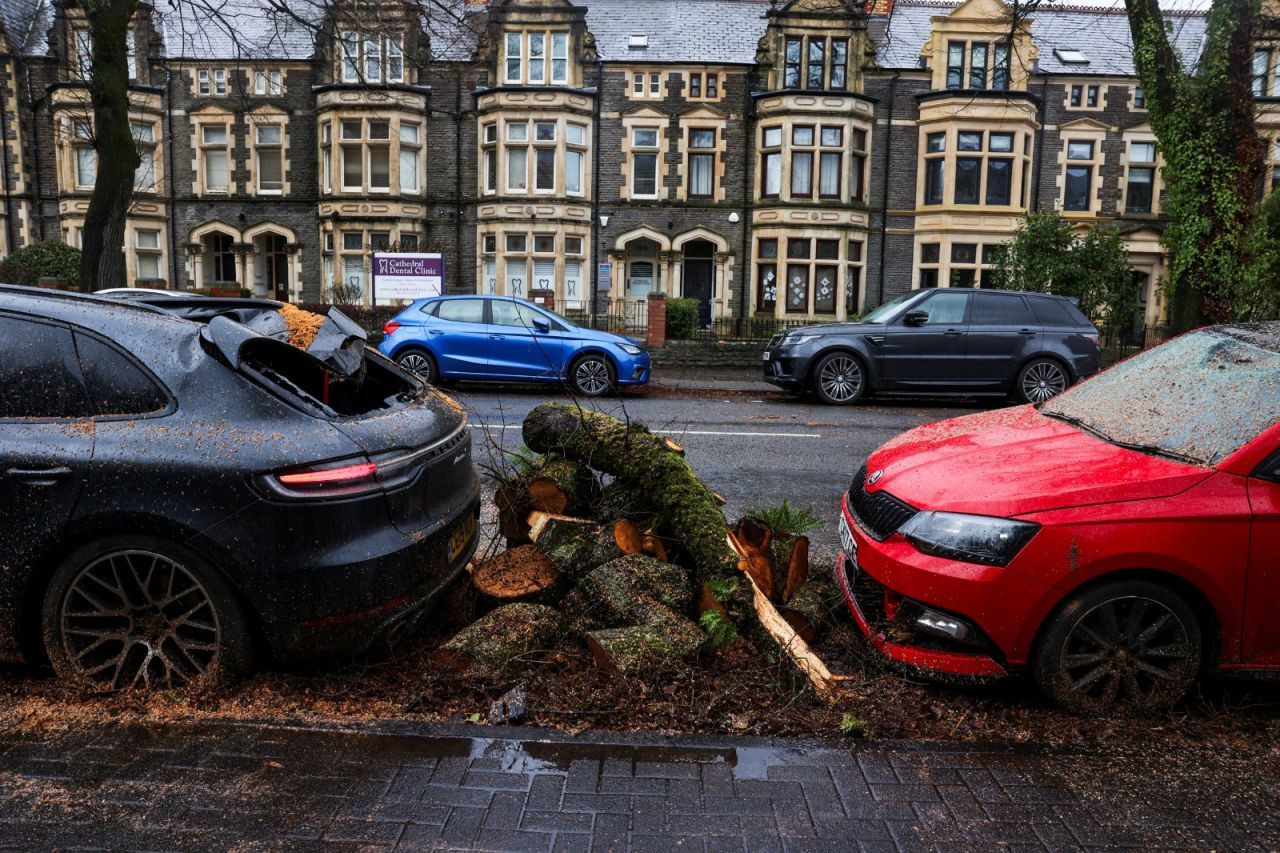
xmin=763 ymin=288 xmax=1100 ymax=404
xmin=0 ymin=286 xmax=480 ymax=689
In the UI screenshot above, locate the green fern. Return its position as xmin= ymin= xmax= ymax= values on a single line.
xmin=699 ymin=609 xmax=739 ymax=649
xmin=703 ymin=577 xmax=739 ymax=603
xmin=839 ymin=712 xmax=868 ymax=736
xmin=746 ymin=498 xmax=825 ymax=537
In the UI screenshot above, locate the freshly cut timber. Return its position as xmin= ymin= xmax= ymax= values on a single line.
xmin=612 ymin=518 xmax=646 ymax=555
xmin=431 ymin=603 xmax=564 ymax=677
xmin=661 ymin=437 xmax=685 ymax=456
xmin=470 ymin=545 xmax=560 ymax=601
xmin=781 ymin=536 xmax=810 ymax=604
xmin=495 ymin=481 xmax=533 ymax=544
xmin=730 ymin=518 xmax=775 ymax=600
xmin=527 ymin=457 xmax=600 ymax=514
xmin=528 ymin=512 xmax=624 ymax=580
xmin=523 ymin=403 xmax=747 ymax=624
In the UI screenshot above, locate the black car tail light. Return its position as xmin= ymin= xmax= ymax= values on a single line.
xmin=260 ymin=458 xmax=382 ymax=499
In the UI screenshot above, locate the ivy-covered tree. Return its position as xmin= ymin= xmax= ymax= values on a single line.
xmin=1123 ymin=0 xmax=1266 ymax=329
xmin=1240 ymin=188 xmax=1280 ymax=321
xmin=988 ymin=211 xmax=1141 ymax=338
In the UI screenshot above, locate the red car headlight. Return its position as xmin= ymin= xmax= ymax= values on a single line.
xmin=897 ymin=511 xmax=1040 ymax=567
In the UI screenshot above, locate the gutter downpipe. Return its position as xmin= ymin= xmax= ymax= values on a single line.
xmin=740 ymin=65 xmax=753 ymax=325
xmin=590 ymin=58 xmax=602 ymax=325
xmin=164 ymin=67 xmax=179 ymax=288
xmin=876 ymin=70 xmax=899 ymax=307
xmin=25 ymin=69 xmax=45 ymax=240
xmin=1033 ymin=74 xmax=1047 ymax=212
xmin=454 ymin=71 xmax=462 ymax=291
xmin=0 ymin=53 xmax=16 ymax=254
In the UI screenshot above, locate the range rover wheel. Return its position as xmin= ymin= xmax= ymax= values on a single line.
xmin=1016 ymin=358 xmax=1069 ymax=404
xmin=1033 ymin=580 xmax=1202 ymax=714
xmin=43 ymin=537 xmax=252 ymax=691
xmin=811 ymin=352 xmax=865 ymax=405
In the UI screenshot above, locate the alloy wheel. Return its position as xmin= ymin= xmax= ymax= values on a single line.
xmin=818 ymin=355 xmax=862 ymax=403
xmin=1021 ymin=361 xmax=1067 ymax=403
xmin=59 ymin=550 xmax=223 ymax=690
xmin=397 ymin=351 xmax=434 ymax=383
xmin=574 ymin=358 xmax=612 ymax=396
xmin=1058 ymin=595 xmax=1197 ymax=709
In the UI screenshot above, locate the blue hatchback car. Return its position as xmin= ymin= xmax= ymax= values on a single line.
xmin=378 ymin=295 xmax=651 ymax=397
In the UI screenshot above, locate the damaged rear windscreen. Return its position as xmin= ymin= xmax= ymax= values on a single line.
xmin=1041 ymin=328 xmax=1280 ymax=466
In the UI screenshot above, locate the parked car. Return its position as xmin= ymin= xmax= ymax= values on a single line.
xmin=835 ymin=323 xmax=1280 ymax=712
xmin=95 ymin=287 xmax=203 ymax=300
xmin=378 ymin=295 xmax=651 ymax=397
xmin=0 ymin=285 xmax=480 ymax=690
xmin=763 ymin=288 xmax=1100 ymax=404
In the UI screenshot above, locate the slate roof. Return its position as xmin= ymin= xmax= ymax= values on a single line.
xmin=155 ymin=0 xmax=320 ymax=60
xmin=874 ymin=1 xmax=1207 ymax=76
xmin=0 ymin=0 xmax=53 ymax=56
xmin=575 ymin=0 xmax=769 ymax=64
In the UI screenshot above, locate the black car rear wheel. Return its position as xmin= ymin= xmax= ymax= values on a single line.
xmin=811 ymin=352 xmax=865 ymax=405
xmin=1033 ymin=580 xmax=1202 ymax=714
xmin=1016 ymin=358 xmax=1069 ymax=404
xmin=570 ymin=354 xmax=616 ymax=397
xmin=396 ymin=348 xmax=437 ymax=385
xmin=43 ymin=537 xmax=252 ymax=691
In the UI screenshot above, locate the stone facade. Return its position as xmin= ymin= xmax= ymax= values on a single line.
xmin=0 ymin=0 xmax=1256 ymax=333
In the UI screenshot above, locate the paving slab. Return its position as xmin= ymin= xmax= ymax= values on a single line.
xmin=0 ymin=720 xmax=1276 ymax=851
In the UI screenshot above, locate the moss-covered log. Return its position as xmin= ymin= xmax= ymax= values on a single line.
xmin=586 ymin=623 xmax=706 ymax=676
xmin=430 ymin=603 xmax=564 ymax=678
xmin=523 ymin=404 xmax=745 ymax=622
xmin=529 ymin=513 xmax=624 ymax=581
xmin=561 ymin=554 xmax=693 ymax=625
xmin=528 ymin=457 xmax=600 ymax=515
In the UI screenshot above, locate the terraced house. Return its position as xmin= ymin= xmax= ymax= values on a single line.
xmin=0 ymin=0 xmax=1247 ymax=335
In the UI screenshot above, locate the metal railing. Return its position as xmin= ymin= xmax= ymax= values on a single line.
xmin=1098 ymin=324 xmax=1171 ymax=364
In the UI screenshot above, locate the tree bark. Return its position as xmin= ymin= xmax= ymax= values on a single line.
xmin=528 ymin=512 xmax=624 ymax=580
xmin=430 ymin=603 xmax=564 ymax=678
xmin=522 ymin=403 xmax=747 ymax=624
xmin=80 ymin=0 xmax=140 ymax=292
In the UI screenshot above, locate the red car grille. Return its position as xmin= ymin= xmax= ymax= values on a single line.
xmin=849 ymin=463 xmax=918 ymax=541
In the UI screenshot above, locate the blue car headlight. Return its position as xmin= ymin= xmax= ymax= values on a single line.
xmin=618 ymin=343 xmax=643 ymax=356
xmin=897 ymin=511 xmax=1039 ymax=567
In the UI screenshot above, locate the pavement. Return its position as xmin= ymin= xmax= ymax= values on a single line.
xmin=1 ymin=719 xmax=1276 ymax=851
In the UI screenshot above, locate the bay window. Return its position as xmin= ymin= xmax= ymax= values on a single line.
xmin=923 ymin=132 xmax=945 ymax=205
xmin=566 ymin=123 xmax=586 ymax=195
xmin=761 ymin=126 xmax=782 ymax=197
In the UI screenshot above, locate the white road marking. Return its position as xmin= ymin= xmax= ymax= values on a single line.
xmin=476 ymin=423 xmax=820 ymax=439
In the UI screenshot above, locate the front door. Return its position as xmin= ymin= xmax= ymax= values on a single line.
xmin=682 ymin=241 xmax=715 ymax=327
xmin=0 ymin=315 xmax=95 ymax=645
xmin=428 ymin=298 xmax=491 ymax=377
xmin=965 ymin=292 xmax=1040 ymax=389
xmin=487 ymin=299 xmax=571 ymax=379
xmin=878 ymin=290 xmax=971 ymax=386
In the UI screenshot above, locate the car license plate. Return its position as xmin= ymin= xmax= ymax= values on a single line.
xmin=839 ymin=512 xmax=858 ymax=562
xmin=761 ymin=350 xmax=771 ymax=361
xmin=448 ymin=515 xmax=476 ymax=562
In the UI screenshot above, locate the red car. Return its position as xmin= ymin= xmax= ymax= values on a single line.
xmin=836 ymin=323 xmax=1280 ymax=712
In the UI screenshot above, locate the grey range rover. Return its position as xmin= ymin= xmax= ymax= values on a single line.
xmin=762 ymin=288 xmax=1101 ymax=405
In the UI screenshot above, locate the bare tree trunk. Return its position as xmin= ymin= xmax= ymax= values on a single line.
xmin=79 ymin=0 xmax=139 ymax=292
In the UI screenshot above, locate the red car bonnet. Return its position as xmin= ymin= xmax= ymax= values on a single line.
xmin=866 ymin=404 xmax=1212 ymax=519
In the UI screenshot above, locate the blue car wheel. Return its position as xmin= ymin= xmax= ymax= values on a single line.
xmin=570 ymin=354 xmax=615 ymax=397
xmin=394 ymin=347 xmax=437 ymax=385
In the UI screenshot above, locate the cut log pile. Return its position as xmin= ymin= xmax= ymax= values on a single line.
xmin=434 ymin=402 xmax=844 ymax=696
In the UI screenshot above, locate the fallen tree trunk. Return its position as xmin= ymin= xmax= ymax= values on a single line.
xmin=528 ymin=457 xmax=599 ymax=514
xmin=586 ymin=623 xmax=705 ymax=676
xmin=561 ymin=554 xmax=693 ymax=623
xmin=431 ymin=603 xmax=564 ymax=678
xmin=523 ymin=404 xmax=747 ymax=624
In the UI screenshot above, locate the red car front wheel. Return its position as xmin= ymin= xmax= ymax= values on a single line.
xmin=1033 ymin=580 xmax=1202 ymax=714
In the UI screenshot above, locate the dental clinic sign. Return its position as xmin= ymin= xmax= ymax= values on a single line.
xmin=371 ymin=253 xmax=445 ymax=302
